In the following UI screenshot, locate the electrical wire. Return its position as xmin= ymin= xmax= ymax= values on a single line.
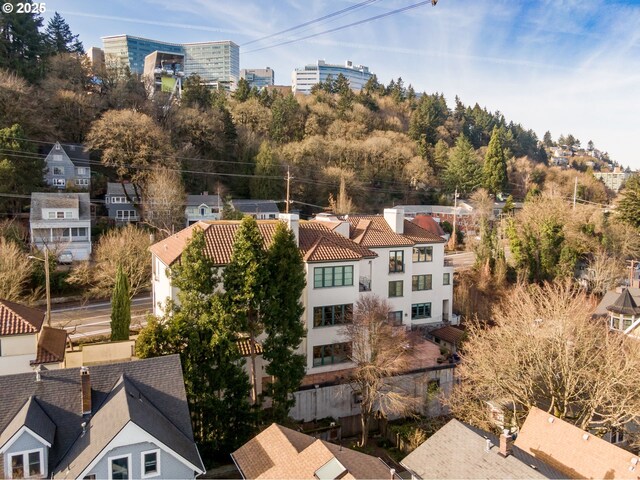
xmin=242 ymin=0 xmax=435 ymax=55
xmin=241 ymin=0 xmax=382 ymax=47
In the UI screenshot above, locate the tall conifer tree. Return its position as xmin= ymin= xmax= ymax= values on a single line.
xmin=110 ymin=265 xmax=131 ymax=341
xmin=483 ymin=126 xmax=508 ymax=195
xmin=263 ymin=222 xmax=306 ymax=421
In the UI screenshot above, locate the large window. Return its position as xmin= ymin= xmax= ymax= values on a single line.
xmin=109 ymin=454 xmax=131 ymax=480
xmin=388 ymin=280 xmax=403 ymax=298
xmin=314 ymin=266 xmax=353 ymax=288
xmin=389 ymin=250 xmax=404 ymax=273
xmin=413 ymin=246 xmax=433 ymax=262
xmin=313 ymin=342 xmax=351 ymax=367
xmin=412 ymin=303 xmax=432 ymax=320
xmin=76 ymin=178 xmax=89 ymax=186
xmin=52 ymin=178 xmax=66 ymax=187
xmin=412 ymin=274 xmax=432 ymax=291
xmin=313 ymin=304 xmax=353 ymax=327
xmin=388 ymin=311 xmax=403 ymax=326
xmin=141 ymin=449 xmax=160 ymax=478
xmin=116 ymin=210 xmax=137 ymax=221
xmin=9 ymin=450 xmax=42 ymax=479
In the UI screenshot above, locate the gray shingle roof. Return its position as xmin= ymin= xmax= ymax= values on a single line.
xmin=30 ymin=193 xmax=91 ymax=222
xmin=0 ymin=355 xmax=201 ymax=475
xmin=400 ymin=419 xmax=564 ymax=479
xmin=0 ymin=396 xmax=56 ymax=450
xmin=43 ymin=142 xmax=91 ymax=168
xmin=53 ymin=375 xmax=203 ymax=478
xmin=606 ymin=288 xmax=640 ymax=315
xmin=594 ymin=287 xmax=640 ymax=316
xmin=106 ymin=182 xmax=140 ymax=199
xmin=186 ymin=194 xmax=221 ymax=207
xmin=231 ymin=199 xmax=280 ymax=214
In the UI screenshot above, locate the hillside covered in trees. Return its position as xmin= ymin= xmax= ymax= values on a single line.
xmin=0 ymin=7 xmax=616 ymax=218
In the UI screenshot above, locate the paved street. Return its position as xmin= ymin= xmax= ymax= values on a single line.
xmin=445 ymin=251 xmax=476 ymax=270
xmin=51 ymin=295 xmax=153 ymax=340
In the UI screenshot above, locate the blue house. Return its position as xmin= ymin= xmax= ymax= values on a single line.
xmin=0 ymin=355 xmax=204 ymax=479
xmin=43 ymin=142 xmax=91 ymax=190
xmin=105 ymin=182 xmax=141 ymax=223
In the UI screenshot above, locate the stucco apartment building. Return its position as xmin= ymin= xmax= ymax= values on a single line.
xmin=150 ymin=208 xmax=454 ymax=380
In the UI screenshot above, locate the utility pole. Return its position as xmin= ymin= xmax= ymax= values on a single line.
xmin=450 ymin=187 xmax=459 ymax=250
xmin=285 ymin=166 xmax=291 ymax=214
xmin=43 ymin=248 xmax=51 ymax=326
xmin=629 ymin=260 xmax=636 ymax=289
xmin=573 ymin=176 xmax=578 ymax=210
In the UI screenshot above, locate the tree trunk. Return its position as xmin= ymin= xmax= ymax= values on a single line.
xmin=359 ymin=413 xmax=369 ymax=448
xmin=249 ymin=334 xmax=258 ymax=405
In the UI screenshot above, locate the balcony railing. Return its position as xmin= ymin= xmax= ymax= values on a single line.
xmin=359 ymin=276 xmax=371 ymax=292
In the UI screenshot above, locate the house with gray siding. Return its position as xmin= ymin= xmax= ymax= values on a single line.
xmin=0 ymin=355 xmax=204 ymax=479
xmin=43 ymin=142 xmax=91 ymax=190
xmin=185 ymin=193 xmax=221 ymax=226
xmin=231 ymin=199 xmax=279 ymax=219
xmin=105 ymin=182 xmax=141 ymax=223
xmin=30 ymin=192 xmax=92 ymax=261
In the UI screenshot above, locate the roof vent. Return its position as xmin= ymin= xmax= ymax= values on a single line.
xmin=81 ymin=421 xmax=87 ymax=437
xmin=582 ymin=433 xmax=590 ymax=441
xmin=485 ymin=439 xmax=492 ymax=452
xmin=632 ymin=458 xmax=639 ymax=465
xmin=548 ymin=416 xmax=555 ymax=423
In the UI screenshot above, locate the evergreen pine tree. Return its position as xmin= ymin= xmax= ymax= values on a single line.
xmin=443 ymin=135 xmax=482 ymax=195
xmin=233 ymin=78 xmax=252 ymax=102
xmin=263 ymin=222 xmax=306 ymax=422
xmin=44 ymin=12 xmax=84 ymax=54
xmin=0 ymin=3 xmax=47 ymax=81
xmin=483 ymin=126 xmax=508 ymax=195
xmin=617 ymin=175 xmax=640 ymax=229
xmin=136 ymin=228 xmax=253 ymax=460
xmin=250 ymin=141 xmax=283 ymax=199
xmin=223 ymin=216 xmax=268 ymax=404
xmin=110 ymin=265 xmax=131 ymax=341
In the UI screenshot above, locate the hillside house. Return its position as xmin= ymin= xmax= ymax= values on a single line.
xmin=43 ymin=142 xmax=91 ymax=190
xmin=185 ymin=193 xmax=221 ymax=225
xmin=105 ymin=182 xmax=140 ymax=223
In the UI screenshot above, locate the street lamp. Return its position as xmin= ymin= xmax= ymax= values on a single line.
xmin=28 ymin=249 xmax=51 ymax=326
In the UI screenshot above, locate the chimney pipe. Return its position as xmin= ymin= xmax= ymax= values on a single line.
xmin=80 ymin=366 xmax=91 ymax=415
xmin=499 ymin=429 xmax=513 ymax=457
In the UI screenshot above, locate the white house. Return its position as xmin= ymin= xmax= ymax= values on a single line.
xmin=185 ymin=193 xmax=221 ymax=226
xmin=149 ymin=208 xmax=454 ymax=379
xmin=30 ymin=192 xmax=92 ymax=261
xmin=0 ymin=300 xmax=66 ymax=375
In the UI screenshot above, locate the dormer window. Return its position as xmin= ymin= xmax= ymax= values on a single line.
xmin=9 ymin=449 xmax=43 ymax=479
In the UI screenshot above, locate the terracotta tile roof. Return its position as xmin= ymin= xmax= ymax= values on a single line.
xmin=0 ymin=299 xmax=44 ymax=336
xmin=31 ymin=327 xmax=67 ymax=365
xmin=429 ymin=326 xmax=466 ymax=345
xmin=411 ymin=214 xmax=446 ymax=237
xmin=150 ymin=220 xmax=376 ymax=267
xmin=514 ymin=407 xmax=638 ymax=479
xmin=346 ymin=216 xmax=444 ymax=248
xmin=237 ymin=338 xmax=264 ymax=357
xmin=232 ymin=423 xmax=392 ymax=479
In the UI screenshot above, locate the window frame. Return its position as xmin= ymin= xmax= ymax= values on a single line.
xmin=8 ymin=448 xmax=44 ymax=479
xmin=52 ymin=178 xmax=66 ymax=187
xmin=52 ymin=166 xmax=65 ymax=175
xmin=313 ymin=265 xmax=354 ymax=288
xmin=411 ymin=302 xmax=432 ymax=320
xmin=312 ymin=342 xmax=352 ymax=367
xmin=443 ymin=272 xmax=451 ymax=285
xmin=388 ymin=311 xmax=403 ymax=326
xmin=140 ymin=449 xmax=161 ymax=479
xmin=108 ymin=453 xmax=132 ymax=480
xmin=388 ymin=280 xmax=403 ymax=298
xmin=413 ymin=246 xmax=433 ymax=263
xmin=412 ymin=274 xmax=432 ymax=291
xmin=313 ymin=304 xmax=353 ymax=328
xmin=388 ymin=250 xmax=405 ymax=273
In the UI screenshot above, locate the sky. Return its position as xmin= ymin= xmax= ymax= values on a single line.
xmin=44 ymin=0 xmax=640 ymax=168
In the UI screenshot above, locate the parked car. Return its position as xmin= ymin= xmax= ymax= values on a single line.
xmin=58 ymin=250 xmax=73 ymax=264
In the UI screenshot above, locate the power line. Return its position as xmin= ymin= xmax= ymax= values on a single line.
xmin=241 ymin=0 xmax=382 ymax=47
xmin=242 ymin=0 xmax=437 ymax=55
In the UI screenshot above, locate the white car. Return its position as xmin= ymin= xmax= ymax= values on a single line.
xmin=58 ymin=251 xmax=73 ymax=264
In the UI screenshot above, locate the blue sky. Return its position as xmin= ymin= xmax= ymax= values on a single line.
xmin=46 ymin=0 xmax=640 ymax=168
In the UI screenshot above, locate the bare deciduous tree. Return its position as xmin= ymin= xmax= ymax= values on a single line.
xmin=342 ymin=295 xmax=419 ymax=447
xmin=447 ymin=281 xmax=640 ymax=439
xmin=68 ymin=224 xmax=151 ymax=298
xmin=142 ymin=167 xmax=186 ymax=237
xmin=0 ymin=239 xmax=33 ymax=301
xmin=586 ymin=249 xmax=625 ymax=295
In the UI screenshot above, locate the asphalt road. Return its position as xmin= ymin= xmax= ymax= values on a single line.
xmin=51 ymin=295 xmax=153 ymax=341
xmin=445 ymin=251 xmax=476 ymax=270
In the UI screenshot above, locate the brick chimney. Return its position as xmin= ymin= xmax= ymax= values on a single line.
xmin=499 ymin=429 xmax=513 ymax=457
xmin=81 ymin=366 xmax=91 ymax=415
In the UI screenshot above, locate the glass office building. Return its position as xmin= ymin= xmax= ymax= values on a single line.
xmin=292 ymin=60 xmax=373 ymax=94
xmin=102 ymin=35 xmax=239 ymax=88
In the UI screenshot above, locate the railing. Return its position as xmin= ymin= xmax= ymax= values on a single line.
xmin=444 ymin=258 xmax=454 ymax=267
xmin=359 ymin=276 xmax=371 ymax=292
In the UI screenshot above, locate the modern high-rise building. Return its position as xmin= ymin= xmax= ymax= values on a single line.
xmin=240 ymin=67 xmax=275 ymax=89
xmin=101 ymin=35 xmax=240 ymax=89
xmin=291 ymin=60 xmax=373 ymax=94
